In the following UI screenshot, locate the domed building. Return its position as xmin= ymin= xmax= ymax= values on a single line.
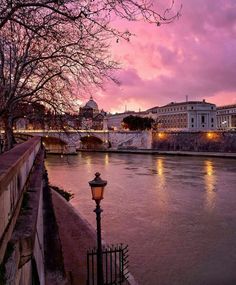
xmin=79 ymin=96 xmax=107 ymax=130
xmin=79 ymin=96 xmax=99 ymax=118
xmin=85 ymin=96 xmax=99 ymax=110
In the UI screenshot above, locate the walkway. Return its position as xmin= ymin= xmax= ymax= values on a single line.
xmin=51 ymin=191 xmax=97 ymax=285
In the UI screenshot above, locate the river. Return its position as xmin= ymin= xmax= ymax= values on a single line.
xmin=46 ymin=152 xmax=236 ymax=285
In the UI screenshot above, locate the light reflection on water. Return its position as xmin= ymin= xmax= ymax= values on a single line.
xmin=46 ymin=153 xmax=236 ymax=285
xmin=155 ymin=158 xmax=168 ymax=211
xmin=204 ymin=160 xmax=216 ymax=211
xmin=104 ymin=153 xmax=109 ymax=166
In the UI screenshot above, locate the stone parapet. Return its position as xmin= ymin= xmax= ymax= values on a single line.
xmin=15 ymin=130 xmax=152 ymax=151
xmin=3 ymin=149 xmax=45 ymax=285
xmin=0 ymin=137 xmax=41 ymax=264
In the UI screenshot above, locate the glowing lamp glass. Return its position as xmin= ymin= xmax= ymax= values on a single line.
xmin=89 ymin=172 xmax=107 ymax=202
xmin=91 ymin=186 xmax=104 ymax=201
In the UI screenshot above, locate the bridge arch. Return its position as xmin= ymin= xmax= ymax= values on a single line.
xmin=42 ymin=136 xmax=68 ymax=153
xmin=80 ymin=135 xmax=105 ymax=150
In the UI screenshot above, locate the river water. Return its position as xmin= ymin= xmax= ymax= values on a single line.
xmin=46 ymin=152 xmax=236 ymax=285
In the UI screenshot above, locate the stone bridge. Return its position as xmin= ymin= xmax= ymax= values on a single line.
xmin=15 ymin=130 xmax=152 ymax=153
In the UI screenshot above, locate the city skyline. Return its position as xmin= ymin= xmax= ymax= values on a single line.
xmin=90 ymin=0 xmax=236 ymax=113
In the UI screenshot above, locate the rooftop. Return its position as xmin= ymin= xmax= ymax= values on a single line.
xmin=84 ymin=96 xmax=98 ymax=110
xmin=217 ymin=104 xmax=236 ymax=110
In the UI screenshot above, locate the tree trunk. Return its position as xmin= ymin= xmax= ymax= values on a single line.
xmin=3 ymin=112 xmax=14 ymax=151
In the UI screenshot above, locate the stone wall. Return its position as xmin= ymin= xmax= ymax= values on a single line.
xmin=109 ymin=130 xmax=152 ymax=149
xmin=152 ymin=131 xmax=236 ymax=152
xmin=0 ymin=137 xmax=44 ymax=285
xmin=0 ymin=137 xmax=41 ymax=262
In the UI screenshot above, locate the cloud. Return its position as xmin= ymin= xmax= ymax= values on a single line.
xmin=93 ymin=0 xmax=236 ymax=112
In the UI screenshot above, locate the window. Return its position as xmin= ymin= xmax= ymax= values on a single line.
xmin=201 ymin=115 xmax=205 ymax=124
xmin=192 ymin=125 xmax=194 ymax=128
xmin=191 ymin=118 xmax=194 ymax=123
xmin=211 ymin=118 xmax=214 ymax=123
xmin=191 ymin=106 xmax=193 ymax=110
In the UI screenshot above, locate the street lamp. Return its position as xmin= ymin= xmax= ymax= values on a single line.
xmin=89 ymin=172 xmax=107 ymax=285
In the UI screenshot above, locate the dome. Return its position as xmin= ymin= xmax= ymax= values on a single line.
xmin=84 ymin=96 xmax=98 ymax=110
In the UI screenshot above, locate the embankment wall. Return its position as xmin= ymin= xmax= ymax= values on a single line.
xmin=152 ymin=131 xmax=236 ymax=152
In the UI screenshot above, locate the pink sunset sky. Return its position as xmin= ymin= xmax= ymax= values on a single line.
xmin=88 ymin=0 xmax=236 ymax=113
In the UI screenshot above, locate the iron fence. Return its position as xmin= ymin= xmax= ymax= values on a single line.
xmin=87 ymin=244 xmax=129 ymax=285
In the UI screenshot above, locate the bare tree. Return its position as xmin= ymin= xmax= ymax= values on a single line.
xmin=0 ymin=16 xmax=118 ymax=149
xmin=0 ymin=1 xmax=181 ymax=150
xmin=0 ymin=1 xmax=181 ymax=31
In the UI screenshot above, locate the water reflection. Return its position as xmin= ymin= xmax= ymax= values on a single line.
xmin=104 ymin=153 xmax=109 ymax=166
xmin=204 ymin=160 xmax=216 ymax=210
xmin=85 ymin=155 xmax=92 ymax=172
xmin=155 ymin=158 xmax=168 ymax=208
xmin=156 ymin=158 xmax=166 ymax=188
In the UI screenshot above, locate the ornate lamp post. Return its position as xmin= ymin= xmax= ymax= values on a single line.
xmin=89 ymin=172 xmax=107 ymax=285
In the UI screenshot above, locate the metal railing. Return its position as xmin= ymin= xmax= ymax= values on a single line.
xmin=87 ymin=244 xmax=129 ymax=285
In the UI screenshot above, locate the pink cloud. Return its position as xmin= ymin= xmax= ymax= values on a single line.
xmin=92 ymin=0 xmax=236 ymax=112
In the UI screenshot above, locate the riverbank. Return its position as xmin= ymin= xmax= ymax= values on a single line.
xmin=51 ymin=190 xmax=137 ymax=285
xmin=77 ymin=148 xmax=236 ymax=158
xmin=51 ymin=190 xmax=96 ymax=284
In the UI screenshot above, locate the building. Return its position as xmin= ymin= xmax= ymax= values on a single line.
xmin=151 ymin=100 xmax=216 ymax=131
xmin=216 ymin=104 xmax=236 ymax=130
xmin=79 ymin=96 xmax=106 ymax=130
xmin=107 ymin=100 xmax=217 ymax=131
xmin=107 ymin=111 xmax=136 ymax=130
xmin=79 ymin=96 xmax=100 ymax=118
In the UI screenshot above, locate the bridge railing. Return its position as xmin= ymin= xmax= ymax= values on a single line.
xmin=0 ymin=137 xmax=41 ymax=262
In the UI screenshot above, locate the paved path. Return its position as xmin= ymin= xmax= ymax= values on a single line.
xmin=51 ymin=191 xmax=97 ymax=285
xmin=44 ymin=184 xmax=67 ymax=285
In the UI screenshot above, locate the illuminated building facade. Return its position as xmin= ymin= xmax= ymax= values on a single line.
xmin=147 ymin=100 xmax=216 ymax=131
xmin=107 ymin=111 xmax=136 ymax=130
xmin=216 ymin=104 xmax=236 ymax=130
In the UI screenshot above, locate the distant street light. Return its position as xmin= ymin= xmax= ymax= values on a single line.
xmin=221 ymin=121 xmax=227 ymax=129
xmin=89 ymin=172 xmax=107 ymax=285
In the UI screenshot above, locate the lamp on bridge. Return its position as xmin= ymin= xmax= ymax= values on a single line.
xmin=89 ymin=172 xmax=107 ymax=285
